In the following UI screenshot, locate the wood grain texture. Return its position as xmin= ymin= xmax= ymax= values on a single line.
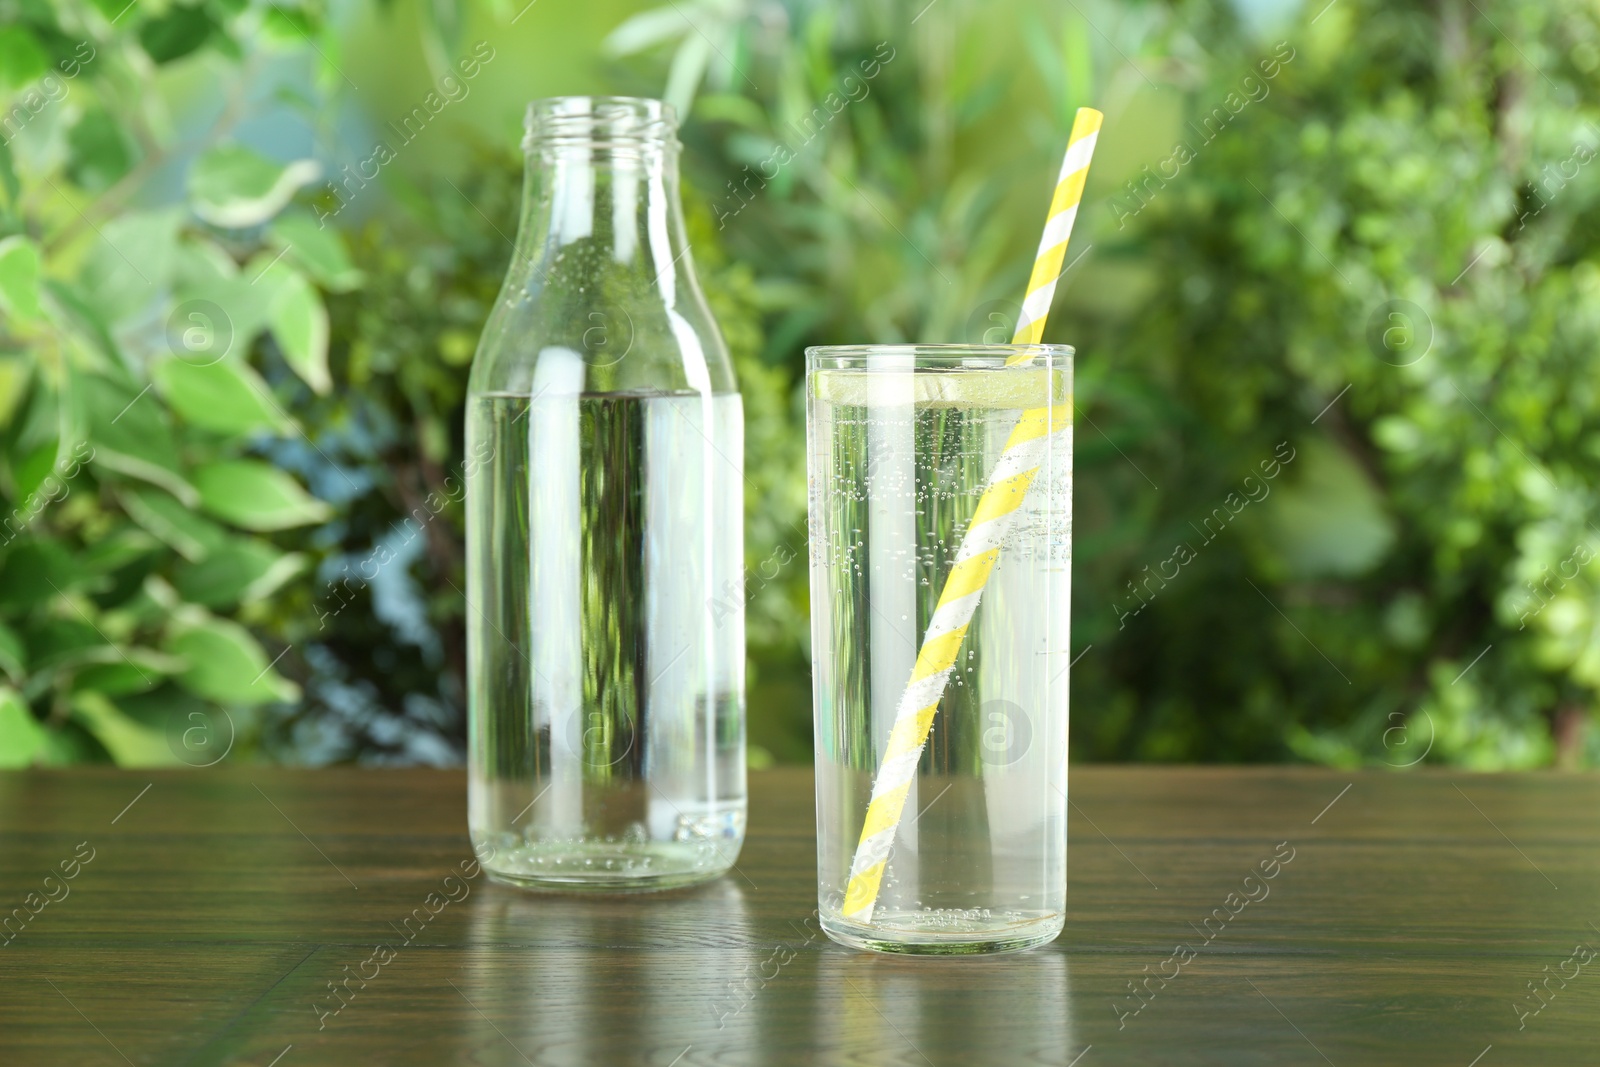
xmin=1 ymin=767 xmax=1598 ymax=1065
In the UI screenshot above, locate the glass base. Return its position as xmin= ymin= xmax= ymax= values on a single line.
xmin=481 ymin=838 xmax=742 ymax=893
xmin=820 ymin=910 xmax=1063 ymax=956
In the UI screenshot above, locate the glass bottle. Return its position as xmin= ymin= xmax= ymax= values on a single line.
xmin=465 ymin=97 xmax=745 ymax=890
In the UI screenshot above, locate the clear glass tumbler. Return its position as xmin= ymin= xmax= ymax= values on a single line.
xmin=806 ymin=344 xmax=1072 ymax=953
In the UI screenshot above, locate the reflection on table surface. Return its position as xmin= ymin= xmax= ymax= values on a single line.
xmin=4 ymin=768 xmax=1600 ymax=1066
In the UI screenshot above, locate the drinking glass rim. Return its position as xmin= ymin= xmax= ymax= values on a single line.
xmin=805 ymin=343 xmax=1074 ymax=367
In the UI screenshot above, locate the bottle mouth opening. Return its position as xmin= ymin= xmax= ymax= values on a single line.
xmin=523 ymin=96 xmax=679 ymax=149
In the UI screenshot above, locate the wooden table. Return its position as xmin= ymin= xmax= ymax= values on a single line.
xmin=1 ymin=767 xmax=1596 ymax=1066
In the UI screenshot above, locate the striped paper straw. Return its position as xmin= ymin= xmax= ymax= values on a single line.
xmin=841 ymin=107 xmax=1102 ymax=924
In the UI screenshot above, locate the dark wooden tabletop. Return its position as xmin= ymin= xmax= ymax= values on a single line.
xmin=1 ymin=767 xmax=1597 ymax=1066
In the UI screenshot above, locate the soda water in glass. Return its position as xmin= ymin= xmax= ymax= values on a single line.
xmin=806 ymin=345 xmax=1072 ymax=952
xmin=465 ymin=97 xmax=745 ymax=891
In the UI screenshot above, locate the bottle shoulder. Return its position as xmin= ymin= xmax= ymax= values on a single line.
xmin=469 ymin=273 xmax=736 ymax=396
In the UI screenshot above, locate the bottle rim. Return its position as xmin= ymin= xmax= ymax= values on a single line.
xmin=523 ymin=96 xmax=680 ymax=149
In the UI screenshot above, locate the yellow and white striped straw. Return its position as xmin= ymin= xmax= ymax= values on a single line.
xmin=841 ymin=107 xmax=1103 ymax=924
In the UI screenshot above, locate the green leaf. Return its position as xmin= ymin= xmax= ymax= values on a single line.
xmin=68 ymin=638 xmax=186 ymax=692
xmin=66 ymin=108 xmax=136 ymax=193
xmin=165 ymin=617 xmax=297 ymax=705
xmin=8 ymin=372 xmax=59 ymax=456
xmin=262 ymin=4 xmax=316 ymax=41
xmin=172 ymin=236 xmax=240 ymax=289
xmin=73 ymin=659 xmax=168 ymax=698
xmin=0 ymin=540 xmax=81 ymax=611
xmin=78 ymin=526 xmax=161 ymax=575
xmin=72 ymin=639 xmax=169 ymax=688
xmin=193 ymin=460 xmax=331 ymax=530
xmin=0 ymin=355 xmax=29 ymax=428
xmin=80 ymin=375 xmax=196 ymax=503
xmin=172 ymin=239 xmax=277 ymax=347
xmin=603 ymin=7 xmax=691 ymax=56
xmin=0 ymin=28 xmax=48 ymax=92
xmin=0 ymin=620 xmax=24 ymax=682
xmin=0 ymin=235 xmax=43 ymax=323
xmin=239 ymin=550 xmax=307 ymax=603
xmin=259 ymin=261 xmax=331 ymax=393
xmin=34 ymin=647 xmax=184 ymax=705
xmin=0 ymin=137 xmax=20 ymax=213
xmin=270 ymin=211 xmax=364 ymax=292
xmin=78 ymin=208 xmax=182 ymax=325
xmin=416 ymin=0 xmax=465 ymax=88
xmin=153 ymin=357 xmax=294 ymax=437
xmin=189 ymin=144 xmax=321 ymax=229
xmin=663 ymin=32 xmax=713 ymax=120
xmin=70 ymin=691 xmax=180 ymax=766
xmin=42 ymin=280 xmax=122 ymax=369
xmin=0 ymin=687 xmax=44 ymax=769
xmin=119 ymin=486 xmax=229 ymax=561
xmin=27 ymin=617 xmax=105 ymax=672
xmin=173 ymin=538 xmax=305 ymax=607
xmin=116 ymin=688 xmax=232 ymax=764
xmin=38 ymin=720 xmax=102 ymax=765
xmin=13 ymin=438 xmax=59 ymax=501
xmin=138 ymin=4 xmax=217 ymax=64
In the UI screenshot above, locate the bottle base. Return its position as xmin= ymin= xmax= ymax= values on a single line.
xmin=480 ymin=838 xmax=743 ymax=894
xmin=819 ymin=910 xmax=1063 ymax=956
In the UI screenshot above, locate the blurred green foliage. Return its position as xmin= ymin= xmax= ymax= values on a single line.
xmin=0 ymin=0 xmax=352 ymax=766
xmin=607 ymin=0 xmax=1600 ymax=769
xmin=1069 ymin=0 xmax=1600 ymax=770
xmin=261 ymin=140 xmax=797 ymax=764
xmin=4 ymin=0 xmax=1599 ymax=769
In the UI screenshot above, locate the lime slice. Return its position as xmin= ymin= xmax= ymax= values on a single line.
xmin=811 ymin=367 xmax=1071 ymax=409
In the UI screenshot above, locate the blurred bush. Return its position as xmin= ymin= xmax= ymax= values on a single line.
xmin=261 ymin=141 xmax=800 ymax=765
xmin=1066 ymin=0 xmax=1600 ymax=770
xmin=5 ymin=0 xmax=1600 ymax=770
xmin=606 ymin=0 xmax=1600 ymax=768
xmin=0 ymin=0 xmax=349 ymax=766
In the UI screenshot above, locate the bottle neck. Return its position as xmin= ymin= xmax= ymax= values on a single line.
xmin=472 ymin=96 xmax=733 ymax=397
xmin=514 ymin=141 xmax=690 ymax=287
